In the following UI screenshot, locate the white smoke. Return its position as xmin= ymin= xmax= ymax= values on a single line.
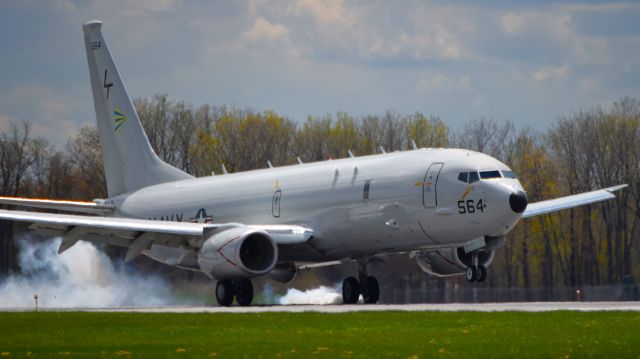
xmin=0 ymin=237 xmax=185 ymax=308
xmin=277 ymin=284 xmax=343 ymax=305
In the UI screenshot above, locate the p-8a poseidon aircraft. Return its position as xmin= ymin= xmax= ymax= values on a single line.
xmin=0 ymin=21 xmax=627 ymax=306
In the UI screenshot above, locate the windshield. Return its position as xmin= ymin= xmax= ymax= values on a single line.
xmin=479 ymin=170 xmax=501 ymax=179
xmin=502 ymin=170 xmax=517 ymax=179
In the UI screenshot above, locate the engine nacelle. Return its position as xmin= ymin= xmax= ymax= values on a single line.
xmin=198 ymin=226 xmax=278 ymax=280
xmin=268 ymin=263 xmax=298 ymax=283
xmin=415 ymin=247 xmax=495 ymax=277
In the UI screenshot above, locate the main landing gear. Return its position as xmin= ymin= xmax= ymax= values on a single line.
xmin=465 ymin=252 xmax=487 ymax=283
xmin=216 ymin=279 xmax=254 ymax=306
xmin=342 ymin=261 xmax=380 ymax=304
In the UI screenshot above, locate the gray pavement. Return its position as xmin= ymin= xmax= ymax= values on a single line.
xmin=3 ymin=301 xmax=640 ymax=313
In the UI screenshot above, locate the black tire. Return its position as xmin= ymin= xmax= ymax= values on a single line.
xmin=235 ymin=279 xmax=254 ymax=307
xmin=216 ymin=280 xmax=234 ymax=307
xmin=342 ymin=276 xmax=360 ymax=304
xmin=476 ymin=265 xmax=487 ymax=283
xmin=465 ymin=266 xmax=476 ymax=282
xmin=363 ymin=276 xmax=380 ymax=304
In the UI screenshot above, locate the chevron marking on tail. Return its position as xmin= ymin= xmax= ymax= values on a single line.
xmin=113 ymin=108 xmax=128 ymax=132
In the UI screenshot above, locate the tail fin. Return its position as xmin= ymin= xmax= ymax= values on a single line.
xmin=82 ymin=21 xmax=192 ymax=198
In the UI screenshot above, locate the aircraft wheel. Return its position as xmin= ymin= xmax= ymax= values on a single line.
xmin=476 ymin=265 xmax=487 ymax=283
xmin=363 ymin=276 xmax=380 ymax=304
xmin=216 ymin=280 xmax=234 ymax=307
xmin=342 ymin=276 xmax=360 ymax=304
xmin=235 ymin=279 xmax=254 ymax=306
xmin=465 ymin=266 xmax=477 ymax=282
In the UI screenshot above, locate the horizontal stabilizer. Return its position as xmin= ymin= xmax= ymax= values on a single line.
xmin=0 ymin=196 xmax=114 ymax=215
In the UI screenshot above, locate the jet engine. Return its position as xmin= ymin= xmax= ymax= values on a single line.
xmin=268 ymin=263 xmax=298 ymax=283
xmin=415 ymin=247 xmax=495 ymax=277
xmin=198 ymin=226 xmax=278 ymax=279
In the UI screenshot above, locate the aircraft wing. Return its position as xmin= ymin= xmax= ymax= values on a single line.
xmin=0 ymin=209 xmax=313 ymax=260
xmin=0 ymin=196 xmax=114 ymax=215
xmin=522 ymin=184 xmax=627 ymax=219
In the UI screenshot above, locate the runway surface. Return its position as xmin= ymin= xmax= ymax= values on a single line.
xmin=4 ymin=301 xmax=640 ymax=313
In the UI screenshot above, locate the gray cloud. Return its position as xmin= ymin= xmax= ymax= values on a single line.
xmin=0 ymin=0 xmax=638 ymax=147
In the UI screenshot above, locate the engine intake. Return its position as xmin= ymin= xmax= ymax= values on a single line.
xmin=198 ymin=226 xmax=278 ymax=279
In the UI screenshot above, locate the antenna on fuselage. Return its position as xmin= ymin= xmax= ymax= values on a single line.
xmin=297 ymin=156 xmax=303 ymax=165
xmin=267 ymin=160 xmax=273 ymax=168
xmin=379 ymin=146 xmax=386 ymax=154
xmin=348 ymin=150 xmax=355 ymax=158
xmin=411 ymin=139 xmax=418 ymax=150
xmin=221 ymin=164 xmax=228 ymax=174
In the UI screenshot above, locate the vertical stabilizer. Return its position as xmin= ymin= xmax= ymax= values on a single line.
xmin=83 ymin=21 xmax=192 ymax=197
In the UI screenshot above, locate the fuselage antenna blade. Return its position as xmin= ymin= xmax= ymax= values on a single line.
xmin=297 ymin=156 xmax=303 ymax=165
xmin=221 ymin=164 xmax=229 ymax=174
xmin=348 ymin=150 xmax=355 ymax=158
xmin=379 ymin=146 xmax=386 ymax=154
xmin=267 ymin=160 xmax=273 ymax=168
xmin=411 ymin=139 xmax=418 ymax=150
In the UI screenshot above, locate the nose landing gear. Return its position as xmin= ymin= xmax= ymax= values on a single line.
xmin=342 ymin=260 xmax=380 ymax=304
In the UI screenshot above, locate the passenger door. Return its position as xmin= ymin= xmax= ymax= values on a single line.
xmin=423 ymin=163 xmax=444 ymax=208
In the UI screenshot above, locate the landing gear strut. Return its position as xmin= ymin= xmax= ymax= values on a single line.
xmin=342 ymin=260 xmax=380 ymax=304
xmin=465 ymin=252 xmax=487 ymax=283
xmin=215 ymin=279 xmax=254 ymax=306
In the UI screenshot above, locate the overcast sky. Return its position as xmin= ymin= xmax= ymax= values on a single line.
xmin=1 ymin=0 xmax=639 ymax=147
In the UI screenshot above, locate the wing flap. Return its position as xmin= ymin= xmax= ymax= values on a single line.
xmin=522 ymin=184 xmax=627 ymax=219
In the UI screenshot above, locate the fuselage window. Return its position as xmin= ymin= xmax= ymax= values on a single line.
xmin=468 ymin=171 xmax=479 ymax=183
xmin=458 ymin=172 xmax=468 ymax=183
xmin=502 ymin=170 xmax=517 ymax=179
xmin=480 ymin=170 xmax=501 ymax=179
xmin=363 ymin=179 xmax=371 ymax=201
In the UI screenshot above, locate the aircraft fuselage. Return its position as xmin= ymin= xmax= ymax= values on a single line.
xmin=114 ymin=148 xmax=525 ymax=263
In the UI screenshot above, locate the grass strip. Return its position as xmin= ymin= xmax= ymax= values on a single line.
xmin=0 ymin=311 xmax=638 ymax=357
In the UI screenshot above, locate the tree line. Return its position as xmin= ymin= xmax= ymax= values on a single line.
xmin=1 ymin=95 xmax=639 ymax=294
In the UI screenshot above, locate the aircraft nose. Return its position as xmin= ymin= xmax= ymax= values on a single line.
xmin=509 ymin=191 xmax=528 ymax=213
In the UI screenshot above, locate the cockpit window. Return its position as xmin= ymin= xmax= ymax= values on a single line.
xmin=468 ymin=171 xmax=479 ymax=183
xmin=480 ymin=170 xmax=502 ymax=179
xmin=502 ymin=170 xmax=517 ymax=179
xmin=457 ymin=172 xmax=468 ymax=183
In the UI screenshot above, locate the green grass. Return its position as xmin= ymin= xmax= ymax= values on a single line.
xmin=0 ymin=311 xmax=639 ymax=358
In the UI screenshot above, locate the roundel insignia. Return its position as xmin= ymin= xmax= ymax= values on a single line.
xmin=190 ymin=208 xmax=213 ymax=223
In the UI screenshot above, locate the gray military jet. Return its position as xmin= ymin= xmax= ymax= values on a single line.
xmin=0 ymin=21 xmax=626 ymax=306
